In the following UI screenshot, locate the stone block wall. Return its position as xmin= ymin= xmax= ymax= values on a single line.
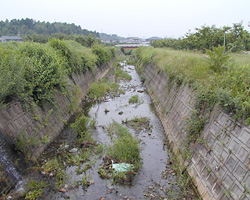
xmin=0 ymin=64 xmax=110 ymax=159
xmin=143 ymin=64 xmax=250 ymax=200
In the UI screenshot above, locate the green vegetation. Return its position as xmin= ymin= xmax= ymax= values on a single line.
xmin=16 ymin=131 xmax=41 ymax=160
xmin=0 ymin=39 xmax=115 ymax=107
xmin=0 ymin=18 xmax=99 ymax=38
xmin=114 ymin=68 xmax=132 ymax=81
xmin=99 ymin=122 xmax=141 ymax=184
xmin=87 ymin=79 xmax=120 ymax=100
xmin=162 ymin=151 xmax=199 ymax=199
xmin=152 ymin=22 xmax=250 ymax=52
xmin=135 ymin=46 xmax=250 ymax=126
xmin=48 ymin=39 xmax=97 ymax=74
xmin=36 ymin=113 xmax=102 ymax=191
xmin=206 ymin=46 xmax=230 ymax=72
xmin=123 ymin=116 xmax=151 ymax=133
xmin=25 ymin=181 xmax=47 ymax=200
xmin=134 ymin=46 xmax=250 ymax=164
xmin=91 ymin=44 xmax=114 ymax=67
xmin=107 ymin=122 xmax=141 ymax=167
xmin=129 ymin=95 xmax=139 ymax=104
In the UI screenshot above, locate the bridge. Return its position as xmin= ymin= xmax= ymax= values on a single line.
xmin=115 ymin=43 xmax=150 ymax=49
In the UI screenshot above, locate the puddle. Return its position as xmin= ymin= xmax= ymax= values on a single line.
xmin=29 ymin=62 xmax=198 ymax=200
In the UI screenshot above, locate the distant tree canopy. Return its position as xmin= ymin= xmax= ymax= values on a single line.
xmin=152 ymin=22 xmax=250 ymax=52
xmin=0 ymin=18 xmax=100 ymax=38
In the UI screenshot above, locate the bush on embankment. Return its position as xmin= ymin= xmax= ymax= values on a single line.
xmin=134 ymin=46 xmax=250 ymax=126
xmin=0 ymin=40 xmax=115 ymax=107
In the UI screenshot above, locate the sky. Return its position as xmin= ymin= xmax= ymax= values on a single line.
xmin=1 ymin=0 xmax=250 ymax=39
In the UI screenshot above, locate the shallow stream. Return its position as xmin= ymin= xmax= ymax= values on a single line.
xmin=38 ymin=62 xmax=197 ymax=200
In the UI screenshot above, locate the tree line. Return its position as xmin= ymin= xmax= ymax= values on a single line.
xmin=152 ymin=22 xmax=250 ymax=52
xmin=0 ymin=18 xmax=100 ymax=38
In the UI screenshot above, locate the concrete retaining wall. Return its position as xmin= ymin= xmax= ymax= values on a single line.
xmin=0 ymin=64 xmax=110 ymax=160
xmin=143 ymin=64 xmax=250 ymax=200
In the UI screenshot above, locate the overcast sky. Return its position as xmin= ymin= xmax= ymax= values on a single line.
xmin=1 ymin=0 xmax=250 ymax=38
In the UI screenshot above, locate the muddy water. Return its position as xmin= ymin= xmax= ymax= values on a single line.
xmin=43 ymin=63 xmax=197 ymax=200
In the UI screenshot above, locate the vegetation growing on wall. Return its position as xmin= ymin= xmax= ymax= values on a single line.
xmin=0 ymin=40 xmax=115 ymax=107
xmin=134 ymin=46 xmax=250 ymax=145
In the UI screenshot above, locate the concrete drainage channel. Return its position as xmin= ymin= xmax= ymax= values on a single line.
xmin=17 ymin=62 xmax=199 ymax=200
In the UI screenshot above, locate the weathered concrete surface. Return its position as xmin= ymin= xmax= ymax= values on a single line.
xmin=142 ymin=64 xmax=250 ymax=200
xmin=0 ymin=64 xmax=110 ymax=159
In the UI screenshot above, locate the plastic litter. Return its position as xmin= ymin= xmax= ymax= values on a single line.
xmin=112 ymin=162 xmax=134 ymax=172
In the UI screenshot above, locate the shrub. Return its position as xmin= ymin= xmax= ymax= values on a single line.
xmin=92 ymin=45 xmax=112 ymax=66
xmin=19 ymin=42 xmax=68 ymax=105
xmin=206 ymin=46 xmax=230 ymax=73
xmin=0 ymin=43 xmax=26 ymax=103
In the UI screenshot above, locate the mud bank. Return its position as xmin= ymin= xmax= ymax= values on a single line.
xmin=142 ymin=64 xmax=250 ymax=200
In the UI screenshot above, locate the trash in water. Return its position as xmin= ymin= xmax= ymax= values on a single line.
xmin=112 ymin=162 xmax=134 ymax=172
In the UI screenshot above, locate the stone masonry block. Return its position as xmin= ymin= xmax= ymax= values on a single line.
xmin=7 ymin=123 xmax=16 ymax=134
xmin=206 ymin=172 xmax=217 ymax=189
xmin=205 ymin=133 xmax=215 ymax=149
xmin=236 ymin=145 xmax=249 ymax=163
xmin=192 ymin=151 xmax=200 ymax=164
xmin=18 ymin=116 xmax=27 ymax=127
xmin=243 ymin=171 xmax=250 ymax=190
xmin=225 ymin=118 xmax=233 ymax=129
xmin=210 ymin=157 xmax=219 ymax=170
xmin=218 ymin=113 xmax=228 ymax=126
xmin=221 ymin=132 xmax=231 ymax=146
xmin=212 ymin=182 xmax=224 ymax=199
xmin=220 ymin=194 xmax=233 ymax=200
xmin=241 ymin=194 xmax=250 ymax=200
xmin=239 ymin=127 xmax=250 ymax=145
xmin=232 ymin=123 xmax=243 ymax=137
xmin=200 ymin=145 xmax=209 ymax=157
xmin=219 ymin=149 xmax=229 ymax=163
xmin=202 ymin=190 xmax=213 ymax=200
xmin=2 ymin=110 xmax=12 ymax=121
xmin=8 ymin=105 xmax=17 ymax=116
xmin=231 ymin=182 xmax=244 ymax=200
xmin=13 ymin=119 xmax=22 ymax=129
xmin=197 ymin=158 xmax=206 ymax=171
xmin=233 ymin=162 xmax=247 ymax=182
xmin=210 ymin=123 xmax=220 ymax=136
xmin=228 ymin=137 xmax=240 ymax=155
xmin=14 ymin=102 xmax=23 ymax=114
xmin=222 ymin=173 xmax=235 ymax=190
xmin=197 ymin=179 xmax=208 ymax=196
xmin=213 ymin=141 xmax=222 ymax=157
xmin=225 ymin=154 xmax=238 ymax=172
xmin=216 ymin=164 xmax=226 ymax=180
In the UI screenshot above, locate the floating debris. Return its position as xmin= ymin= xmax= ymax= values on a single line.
xmin=69 ymin=148 xmax=78 ymax=153
xmin=112 ymin=162 xmax=134 ymax=172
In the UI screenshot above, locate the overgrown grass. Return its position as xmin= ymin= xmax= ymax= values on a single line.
xmin=129 ymin=95 xmax=139 ymax=104
xmin=87 ymin=79 xmax=120 ymax=100
xmin=123 ymin=116 xmax=151 ymax=133
xmin=0 ymin=40 xmax=115 ymax=107
xmin=114 ymin=68 xmax=132 ymax=81
xmin=107 ymin=122 xmax=141 ymax=167
xmin=38 ymin=112 xmax=102 ymax=190
xmin=25 ymin=181 xmax=47 ymax=200
xmin=134 ymin=47 xmax=250 ymax=125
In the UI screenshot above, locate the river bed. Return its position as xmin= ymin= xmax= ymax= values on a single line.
xmin=36 ymin=62 xmax=198 ymax=200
